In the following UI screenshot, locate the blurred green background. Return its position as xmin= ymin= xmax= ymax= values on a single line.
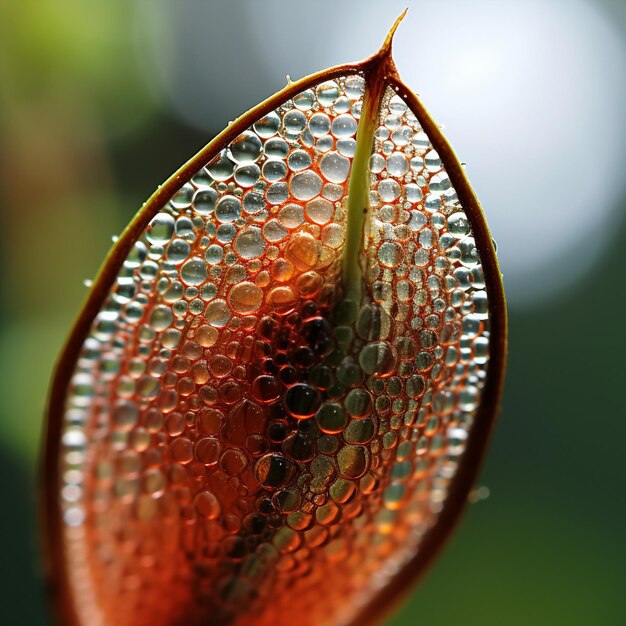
xmin=1 ymin=1 xmax=624 ymax=625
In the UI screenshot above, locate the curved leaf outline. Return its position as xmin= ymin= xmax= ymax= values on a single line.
xmin=42 ymin=12 xmax=507 ymax=626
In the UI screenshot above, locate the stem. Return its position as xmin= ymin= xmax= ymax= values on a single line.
xmin=341 ymin=10 xmax=406 ymax=304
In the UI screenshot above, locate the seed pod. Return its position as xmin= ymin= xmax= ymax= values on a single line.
xmin=43 ymin=12 xmax=506 ymax=626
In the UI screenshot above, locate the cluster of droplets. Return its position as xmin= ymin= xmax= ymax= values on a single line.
xmin=57 ymin=76 xmax=490 ymax=626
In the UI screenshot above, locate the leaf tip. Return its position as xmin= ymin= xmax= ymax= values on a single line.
xmin=378 ymin=8 xmax=408 ymax=57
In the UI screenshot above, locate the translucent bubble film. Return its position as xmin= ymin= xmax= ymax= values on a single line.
xmin=52 ymin=65 xmax=496 ymax=626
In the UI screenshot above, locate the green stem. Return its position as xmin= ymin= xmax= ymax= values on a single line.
xmin=341 ymin=85 xmax=379 ymax=305
xmin=341 ymin=11 xmax=404 ymax=306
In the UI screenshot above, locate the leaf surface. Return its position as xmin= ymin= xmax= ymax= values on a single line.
xmin=43 ymin=14 xmax=506 ymax=626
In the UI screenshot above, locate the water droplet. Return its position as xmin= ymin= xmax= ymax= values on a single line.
xmin=284 ymin=384 xmax=322 ymax=419
xmin=337 ymin=445 xmax=369 ymax=480
xmin=180 ymin=257 xmax=208 ymax=286
xmin=343 ymin=389 xmax=373 ymax=418
xmin=234 ymin=226 xmax=266 ymax=259
xmin=254 ymin=111 xmax=280 ymax=138
xmin=194 ymin=490 xmax=221 ymax=519
xmin=227 ymin=282 xmax=263 ymax=313
xmin=305 ymin=197 xmax=334 ymax=225
xmin=359 ymin=341 xmax=397 ymax=377
xmin=317 ymin=81 xmax=339 ymax=107
xmin=309 ymin=112 xmax=331 ymax=137
xmin=331 ymin=114 xmax=357 ymax=138
xmin=203 ymin=299 xmax=230 ymax=330
xmin=146 ymin=213 xmax=175 ymax=244
xmin=316 ymin=402 xmax=348 ymax=434
xmin=288 ymin=149 xmax=312 ymax=172
xmin=319 ymin=152 xmax=350 ymax=183
xmin=215 ymin=195 xmax=242 ymax=223
xmin=255 ymin=453 xmax=295 ymax=490
xmin=386 ymin=152 xmax=409 ymax=176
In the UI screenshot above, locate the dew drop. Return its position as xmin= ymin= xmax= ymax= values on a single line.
xmin=227 ymin=282 xmax=263 ymax=313
xmin=255 ymin=453 xmax=296 ymax=491
xmin=319 ymin=152 xmax=351 ymax=184
xmin=234 ymin=226 xmax=266 ymax=259
xmin=180 ymin=257 xmax=208 ymax=286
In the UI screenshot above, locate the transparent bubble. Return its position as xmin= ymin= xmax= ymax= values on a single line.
xmin=322 ymin=183 xmax=343 ymax=202
xmin=234 ymin=164 xmax=261 ymax=187
xmin=191 ymin=167 xmax=212 ymax=188
xmin=345 ymin=76 xmax=365 ymax=100
xmin=319 ymin=152 xmax=350 ymax=184
xmin=193 ymin=188 xmax=218 ymax=215
xmin=253 ymin=111 xmax=280 ymax=138
xmin=387 ymin=152 xmax=409 ymax=176
xmin=266 ymin=182 xmax=289 ymax=204
xmin=194 ymin=490 xmax=221 ymax=519
xmin=204 ymin=298 xmax=230 ymax=327
xmin=215 ymin=195 xmax=242 ymax=223
xmin=405 ymin=184 xmax=423 ymax=204
xmin=171 ymin=183 xmax=194 ymax=208
xmin=458 ymin=237 xmax=479 ymax=268
xmin=113 ymin=402 xmax=138 ymax=431
xmin=195 ymin=437 xmax=222 ymax=466
xmin=124 ymin=242 xmax=147 ymax=269
xmin=234 ymin=226 xmax=266 ymax=259
xmin=430 ymin=172 xmax=452 ymax=196
xmin=356 ymin=304 xmax=391 ymax=341
xmin=412 ymin=130 xmax=430 ymax=153
xmin=262 ymin=160 xmax=287 ymax=183
xmin=316 ymin=135 xmax=334 ymax=153
xmin=378 ymin=179 xmax=401 ymax=202
xmin=283 ymin=110 xmax=307 ymax=134
xmin=316 ymin=402 xmax=348 ymax=434
xmin=309 ymin=112 xmax=331 ymax=137
xmin=344 ymin=416 xmax=376 ymax=444
xmin=205 ymin=244 xmax=223 ymax=265
xmin=290 ymin=171 xmax=322 ymax=201
xmin=278 ymin=204 xmax=304 ymax=229
xmin=166 ymin=239 xmax=191 ymax=265
xmin=175 ymin=216 xmax=194 ymax=237
xmin=288 ymin=149 xmax=312 ymax=171
xmin=285 ymin=383 xmax=322 ymax=418
xmin=344 ymin=388 xmax=373 ymax=418
xmin=391 ymin=126 xmax=412 ymax=146
xmin=243 ymin=191 xmax=266 ymax=215
xmin=146 ymin=213 xmax=175 ymax=244
xmin=410 ymin=156 xmax=424 ymax=172
xmin=370 ymin=153 xmax=385 ymax=174
xmin=337 ymin=139 xmax=356 ymax=158
xmin=293 ymin=89 xmax=315 ymax=110
xmin=331 ymin=114 xmax=357 ymax=138
xmin=333 ymin=96 xmax=351 ymax=114
xmin=263 ymin=219 xmax=288 ymax=242
xmin=180 ymin=257 xmax=208 ymax=286
xmin=255 ymin=453 xmax=295 ymax=490
xmin=207 ymin=152 xmax=234 ymax=181
xmin=264 ymin=137 xmax=289 ymax=160
xmin=317 ymin=81 xmax=339 ymax=107
xmin=337 ymin=445 xmax=369 ymax=479
xmin=359 ymin=341 xmax=397 ymax=377
xmin=448 ymin=212 xmax=471 ymax=238
xmin=377 ymin=241 xmax=404 ymax=269
xmin=321 ymin=223 xmax=343 ymax=249
xmin=305 ymin=197 xmax=334 ymax=225
xmin=425 ymin=149 xmax=442 ymax=171
xmin=229 ymin=131 xmax=263 ymax=164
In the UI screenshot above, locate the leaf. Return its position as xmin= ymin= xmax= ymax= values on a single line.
xmin=43 ymin=12 xmax=506 ymax=626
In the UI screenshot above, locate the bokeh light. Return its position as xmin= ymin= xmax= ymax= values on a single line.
xmin=138 ymin=0 xmax=626 ymax=306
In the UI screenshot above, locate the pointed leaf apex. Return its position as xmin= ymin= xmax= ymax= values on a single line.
xmin=378 ymin=8 xmax=408 ymax=58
